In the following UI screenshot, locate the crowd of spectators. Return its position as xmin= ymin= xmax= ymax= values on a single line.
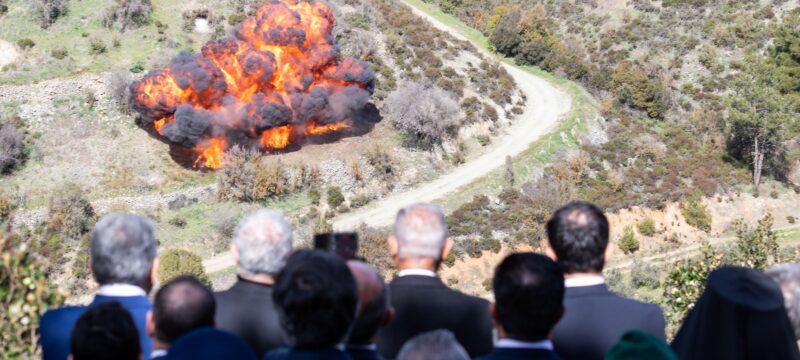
xmin=38 ymin=201 xmax=800 ymax=359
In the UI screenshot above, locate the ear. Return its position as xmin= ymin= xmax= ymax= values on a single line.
xmin=383 ymin=306 xmax=395 ymax=327
xmin=387 ymin=235 xmax=399 ymax=259
xmin=68 ymin=355 xmax=74 ymax=360
xmin=231 ymin=243 xmax=240 ymax=266
xmin=544 ymin=243 xmax=557 ymax=261
xmin=441 ymin=238 xmax=453 ymax=261
xmin=604 ymin=243 xmax=613 ymax=263
xmin=150 ymin=257 xmax=160 ymax=288
xmin=146 ymin=310 xmax=155 ymax=338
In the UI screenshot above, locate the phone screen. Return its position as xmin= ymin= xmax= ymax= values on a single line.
xmin=314 ymin=232 xmax=359 ymax=260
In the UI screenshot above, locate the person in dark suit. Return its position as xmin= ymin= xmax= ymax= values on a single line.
xmin=215 ymin=209 xmax=293 ymax=357
xmin=40 ymin=213 xmax=158 ymax=360
xmin=263 ymin=250 xmax=359 ymax=360
xmin=377 ymin=203 xmax=493 ymax=359
xmin=165 ymin=328 xmax=258 ymax=360
xmin=69 ymin=301 xmax=141 ymax=360
xmin=147 ymin=276 xmax=216 ymax=359
xmin=545 ymin=202 xmax=665 ymax=360
xmin=346 ymin=261 xmax=394 ymax=360
xmin=477 ymin=253 xmax=564 ymax=360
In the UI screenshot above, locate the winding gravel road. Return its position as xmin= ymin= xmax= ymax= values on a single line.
xmin=331 ymin=2 xmax=572 ymax=230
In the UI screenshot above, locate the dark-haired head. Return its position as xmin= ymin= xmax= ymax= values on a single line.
xmin=493 ymin=253 xmax=565 ymax=341
xmin=546 ymin=201 xmax=609 ymax=274
xmin=70 ymin=301 xmax=141 ymax=360
xmin=273 ymin=249 xmax=359 ymax=350
xmin=150 ymin=275 xmax=215 ymax=345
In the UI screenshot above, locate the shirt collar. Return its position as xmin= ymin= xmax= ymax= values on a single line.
xmin=346 ymin=344 xmax=377 ymax=351
xmin=397 ymin=269 xmax=437 ymax=278
xmin=564 ymin=275 xmax=605 ymax=288
xmin=496 ymin=338 xmax=554 ymax=350
xmin=150 ymin=349 xmax=168 ymax=358
xmin=98 ymin=284 xmax=147 ymax=297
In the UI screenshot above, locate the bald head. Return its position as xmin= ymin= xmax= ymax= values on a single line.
xmin=347 ymin=261 xmax=390 ymax=344
xmin=393 ymin=203 xmax=447 ymax=259
xmin=152 ymin=276 xmax=215 ymax=345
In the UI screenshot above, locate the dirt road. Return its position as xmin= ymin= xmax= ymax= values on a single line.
xmin=331 ymin=3 xmax=572 ymax=230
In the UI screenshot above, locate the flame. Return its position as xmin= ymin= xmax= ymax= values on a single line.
xmin=129 ymin=0 xmax=374 ymax=170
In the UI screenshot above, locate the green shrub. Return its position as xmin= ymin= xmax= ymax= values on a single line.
xmin=1 ymin=229 xmax=66 ymax=358
xmin=16 ymin=38 xmax=35 ymax=50
xmin=618 ymin=226 xmax=640 ymax=254
xmin=637 ymin=218 xmax=657 ymax=237
xmin=308 ymin=188 xmax=321 ymax=205
xmin=788 ymin=216 xmax=796 ymax=224
xmin=46 ymin=183 xmax=96 ymax=240
xmin=89 ymin=37 xmax=108 ymax=55
xmin=50 ymin=48 xmax=68 ymax=59
xmin=350 ymin=193 xmax=372 ymax=209
xmin=681 ymin=194 xmax=712 ymax=232
xmin=327 ymin=186 xmax=345 ymax=208
xmin=168 ymin=216 xmax=187 ymax=228
xmin=157 ymin=249 xmax=210 ymax=286
xmin=630 ymin=259 xmax=660 ymax=289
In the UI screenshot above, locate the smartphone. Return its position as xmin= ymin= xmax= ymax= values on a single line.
xmin=314 ymin=232 xmax=359 ymax=261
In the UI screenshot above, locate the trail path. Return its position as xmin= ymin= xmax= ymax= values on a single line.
xmin=331 ymin=1 xmax=572 ymax=230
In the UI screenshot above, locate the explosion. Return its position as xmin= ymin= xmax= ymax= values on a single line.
xmin=130 ymin=0 xmax=375 ymax=170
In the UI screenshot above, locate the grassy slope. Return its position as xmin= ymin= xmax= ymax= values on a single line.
xmin=402 ymin=0 xmax=598 ymax=211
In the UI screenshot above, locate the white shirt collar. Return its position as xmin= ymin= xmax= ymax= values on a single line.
xmin=150 ymin=349 xmax=168 ymax=359
xmin=397 ymin=269 xmax=437 ymax=278
xmin=564 ymin=275 xmax=605 ymax=288
xmin=98 ymin=284 xmax=147 ymax=297
xmin=496 ymin=339 xmax=554 ymax=350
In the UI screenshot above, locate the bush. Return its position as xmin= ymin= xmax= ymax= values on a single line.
xmin=157 ymin=249 xmax=210 ymax=286
xmin=101 ymin=0 xmax=152 ymax=31
xmin=46 ymin=183 xmax=96 ymax=240
xmin=0 ymin=120 xmax=25 ymax=174
xmin=107 ymin=70 xmax=131 ymax=111
xmin=610 ymin=61 xmax=668 ymax=119
xmin=16 ymin=38 xmax=35 ymax=50
xmin=637 ymin=218 xmax=657 ymax=237
xmin=662 ymin=242 xmax=722 ymax=326
xmin=89 ymin=37 xmax=107 ymax=55
xmin=681 ymin=194 xmax=712 ymax=232
xmin=327 ymin=186 xmax=345 ymax=208
xmin=350 ymin=193 xmax=372 ymax=209
xmin=0 ymin=191 xmax=14 ymax=221
xmin=50 ymin=48 xmax=68 ymax=59
xmin=788 ymin=216 xmax=796 ymax=224
xmin=1 ymin=230 xmax=66 ymax=358
xmin=33 ymin=0 xmax=68 ymax=28
xmin=217 ymin=148 xmax=289 ymax=202
xmin=308 ymin=188 xmax=321 ymax=205
xmin=357 ymin=224 xmax=392 ymax=276
xmin=618 ymin=226 xmax=639 ymax=254
xmin=630 ymin=259 xmax=660 ymax=289
xmin=385 ymin=82 xmax=462 ymax=149
xmin=168 ymin=216 xmax=187 ymax=228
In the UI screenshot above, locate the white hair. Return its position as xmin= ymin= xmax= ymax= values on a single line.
xmin=90 ymin=213 xmax=157 ymax=287
xmin=397 ymin=330 xmax=469 ymax=360
xmin=393 ymin=203 xmax=447 ymax=259
xmin=766 ymin=264 xmax=800 ymax=340
xmin=233 ymin=209 xmax=293 ymax=276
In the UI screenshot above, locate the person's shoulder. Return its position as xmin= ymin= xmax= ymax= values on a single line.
xmin=476 ymin=349 xmax=562 ymax=360
xmin=41 ymin=305 xmax=86 ymax=328
xmin=263 ymin=347 xmax=290 ymax=360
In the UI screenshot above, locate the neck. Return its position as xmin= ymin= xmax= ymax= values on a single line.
xmin=497 ymin=326 xmax=550 ymax=342
xmin=153 ymin=338 xmax=170 ymax=351
xmin=564 ymin=272 xmax=602 ymax=279
xmin=239 ymin=273 xmax=274 ymax=285
xmin=395 ymin=257 xmax=438 ymax=273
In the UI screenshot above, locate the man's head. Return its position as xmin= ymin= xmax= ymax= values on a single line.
xmin=545 ymin=202 xmax=609 ymax=274
xmin=346 ymin=260 xmax=393 ymax=345
xmin=90 ymin=213 xmax=158 ymax=291
xmin=147 ymin=276 xmax=216 ymax=347
xmin=232 ymin=209 xmax=293 ymax=277
xmin=70 ymin=301 xmax=141 ymax=360
xmin=396 ymin=329 xmax=469 ymax=360
xmin=388 ymin=203 xmax=452 ymax=268
xmin=273 ymin=250 xmax=358 ymax=350
xmin=492 ymin=253 xmax=565 ymax=341
xmin=766 ymin=264 xmax=800 ymax=339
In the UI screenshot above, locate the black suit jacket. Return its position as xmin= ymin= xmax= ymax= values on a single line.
xmin=376 ymin=275 xmax=493 ymax=358
xmin=476 ymin=348 xmax=562 ymax=360
xmin=552 ymin=284 xmax=666 ymax=360
xmin=263 ymin=348 xmax=352 ymax=360
xmin=215 ymin=278 xmax=286 ymax=357
xmin=346 ymin=347 xmax=382 ymax=360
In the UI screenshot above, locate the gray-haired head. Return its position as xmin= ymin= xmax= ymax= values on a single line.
xmin=233 ymin=209 xmax=293 ymax=276
xmin=90 ymin=213 xmax=157 ymax=288
xmin=393 ymin=203 xmax=447 ymax=259
xmin=397 ymin=329 xmax=469 ymax=360
xmin=766 ymin=264 xmax=800 ymax=339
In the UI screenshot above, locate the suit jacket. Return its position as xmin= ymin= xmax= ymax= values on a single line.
xmin=476 ymin=348 xmax=562 ymax=360
xmin=552 ymin=284 xmax=666 ymax=360
xmin=215 ymin=278 xmax=286 ymax=357
xmin=376 ymin=275 xmax=493 ymax=359
xmin=347 ymin=346 xmax=382 ymax=360
xmin=40 ymin=295 xmax=152 ymax=360
xmin=264 ymin=347 xmax=352 ymax=360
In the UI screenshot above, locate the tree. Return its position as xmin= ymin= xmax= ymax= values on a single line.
xmin=725 ymin=58 xmax=791 ymax=190
xmin=617 ymin=226 xmax=640 ymax=254
xmin=610 ymin=61 xmax=668 ymax=119
xmin=385 ymin=83 xmax=463 ymax=149
xmin=158 ymin=249 xmax=210 ymax=287
xmin=1 ymin=226 xmax=66 ymax=358
xmin=490 ymin=11 xmax=521 ymax=56
xmin=770 ymin=13 xmax=800 ymax=94
xmin=733 ymin=213 xmax=778 ymax=270
xmin=33 ymin=0 xmax=68 ymax=28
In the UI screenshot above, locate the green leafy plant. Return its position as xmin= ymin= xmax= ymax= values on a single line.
xmin=157 ymin=249 xmax=210 ymax=287
xmin=618 ymin=226 xmax=640 ymax=254
xmin=637 ymin=218 xmax=657 ymax=237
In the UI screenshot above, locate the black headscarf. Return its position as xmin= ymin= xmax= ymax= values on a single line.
xmin=671 ymin=266 xmax=800 ymax=360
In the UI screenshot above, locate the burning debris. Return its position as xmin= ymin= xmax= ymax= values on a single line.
xmin=130 ymin=0 xmax=376 ymax=170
